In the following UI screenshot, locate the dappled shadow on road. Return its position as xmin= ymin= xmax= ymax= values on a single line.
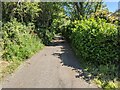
xmin=51 ymin=36 xmax=95 ymax=84
xmin=51 ymin=36 xmax=119 ymax=87
xmin=46 ymin=36 xmax=65 ymax=46
xmin=50 ymin=35 xmax=119 ymax=87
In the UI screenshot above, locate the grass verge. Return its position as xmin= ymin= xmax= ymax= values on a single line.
xmin=0 ymin=46 xmax=44 ymax=82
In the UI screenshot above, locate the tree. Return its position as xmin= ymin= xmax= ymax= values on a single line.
xmin=2 ymin=2 xmax=40 ymax=24
xmin=63 ymin=1 xmax=105 ymax=20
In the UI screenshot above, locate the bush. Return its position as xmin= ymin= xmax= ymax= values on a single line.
xmin=63 ymin=17 xmax=118 ymax=88
xmin=2 ymin=19 xmax=43 ymax=62
xmin=36 ymin=27 xmax=54 ymax=45
xmin=68 ymin=17 xmax=118 ymax=65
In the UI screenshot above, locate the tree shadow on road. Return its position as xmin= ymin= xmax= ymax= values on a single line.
xmin=51 ymin=36 xmax=119 ymax=88
xmin=51 ymin=36 xmax=95 ymax=84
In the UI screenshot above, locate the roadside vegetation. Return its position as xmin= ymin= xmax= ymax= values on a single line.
xmin=0 ymin=1 xmax=119 ymax=89
xmin=62 ymin=17 xmax=118 ymax=88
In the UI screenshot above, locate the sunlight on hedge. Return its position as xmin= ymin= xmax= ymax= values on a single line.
xmin=63 ymin=17 xmax=118 ymax=89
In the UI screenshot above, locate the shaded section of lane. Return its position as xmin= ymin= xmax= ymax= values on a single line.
xmin=2 ymin=36 xmax=98 ymax=88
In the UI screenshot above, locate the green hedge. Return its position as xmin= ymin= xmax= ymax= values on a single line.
xmin=67 ymin=17 xmax=118 ymax=65
xmin=2 ymin=19 xmax=43 ymax=62
xmin=63 ymin=17 xmax=118 ymax=88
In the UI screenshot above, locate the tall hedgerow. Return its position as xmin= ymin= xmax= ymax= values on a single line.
xmin=67 ymin=17 xmax=118 ymax=65
xmin=63 ymin=17 xmax=118 ymax=88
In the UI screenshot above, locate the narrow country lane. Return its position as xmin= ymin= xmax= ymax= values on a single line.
xmin=1 ymin=36 xmax=98 ymax=88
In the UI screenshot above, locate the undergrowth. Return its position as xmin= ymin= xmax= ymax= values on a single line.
xmin=0 ymin=19 xmax=44 ymax=80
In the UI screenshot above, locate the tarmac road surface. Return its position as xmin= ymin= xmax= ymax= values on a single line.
xmin=1 ymin=36 xmax=98 ymax=88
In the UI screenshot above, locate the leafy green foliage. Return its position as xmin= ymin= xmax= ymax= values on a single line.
xmin=67 ymin=17 xmax=118 ymax=65
xmin=93 ymin=10 xmax=118 ymax=24
xmin=2 ymin=19 xmax=43 ymax=62
xmin=2 ymin=2 xmax=40 ymax=24
xmin=1 ymin=2 xmax=119 ymax=89
xmin=63 ymin=17 xmax=118 ymax=88
xmin=63 ymin=2 xmax=106 ymax=20
xmin=36 ymin=27 xmax=54 ymax=45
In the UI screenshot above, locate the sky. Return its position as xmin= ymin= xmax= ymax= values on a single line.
xmin=105 ymin=1 xmax=119 ymax=12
